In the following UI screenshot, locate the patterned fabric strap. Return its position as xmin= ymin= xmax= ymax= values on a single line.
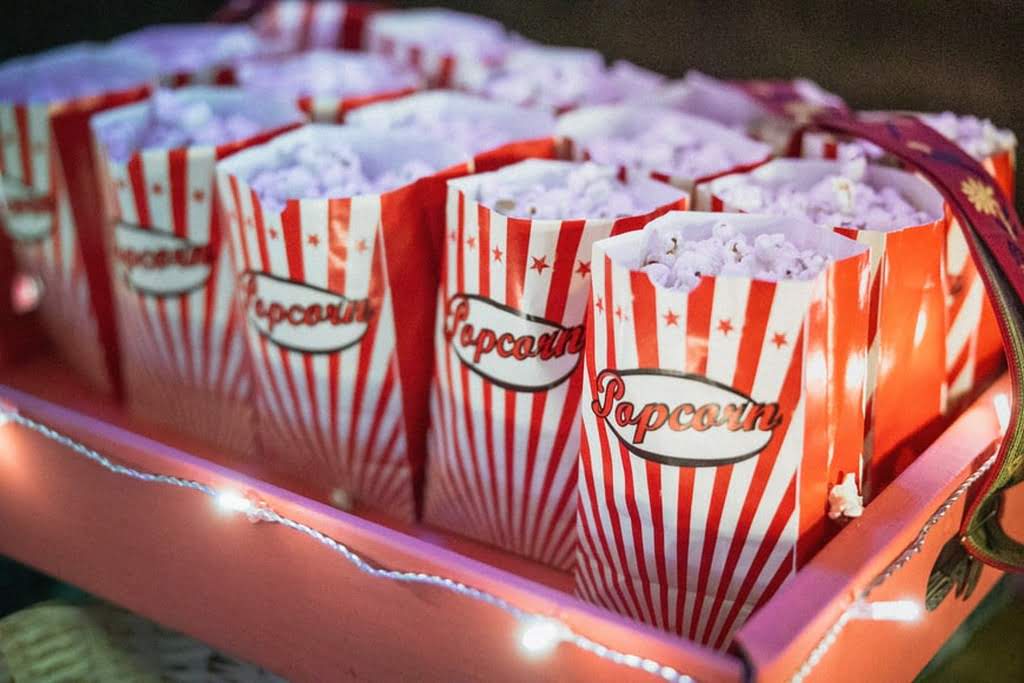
xmin=733 ymin=80 xmax=1024 ymax=570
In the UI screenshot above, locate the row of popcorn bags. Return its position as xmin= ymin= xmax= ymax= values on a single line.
xmin=0 ymin=43 xmax=158 ymax=396
xmin=424 ymin=160 xmax=687 ymax=569
xmin=212 ymin=90 xmax=557 ymax=519
xmin=695 ymin=159 xmax=947 ymax=497
xmin=799 ymin=116 xmax=1017 ymax=406
xmin=90 ymin=86 xmax=304 ymax=456
xmin=578 ymin=211 xmax=870 ymax=649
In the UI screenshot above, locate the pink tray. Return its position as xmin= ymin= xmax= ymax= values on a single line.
xmin=0 ymin=349 xmax=1017 ymax=682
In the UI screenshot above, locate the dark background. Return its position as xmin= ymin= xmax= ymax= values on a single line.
xmin=3 ymin=0 xmax=1021 ymax=205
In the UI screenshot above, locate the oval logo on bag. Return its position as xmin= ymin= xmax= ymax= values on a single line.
xmin=1 ymin=177 xmax=55 ymax=243
xmin=239 ymin=271 xmax=373 ymax=354
xmin=592 ymin=368 xmax=784 ymax=467
xmin=443 ymin=293 xmax=584 ymax=392
xmin=114 ymin=222 xmax=213 ymax=296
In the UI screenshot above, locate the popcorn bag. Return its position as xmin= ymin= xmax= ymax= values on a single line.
xmin=800 ymin=114 xmax=1017 ymax=404
xmin=555 ymin=104 xmax=772 ymax=197
xmin=576 ymin=212 xmax=869 ymax=649
xmin=425 ymin=160 xmax=687 ymax=569
xmin=699 ymin=159 xmax=946 ymax=496
xmin=216 ymin=125 xmax=468 ymax=519
xmin=91 ymin=87 xmax=303 ymax=455
xmin=115 ymin=24 xmax=262 ymax=87
xmin=235 ymin=50 xmax=423 ymax=123
xmin=453 ymin=43 xmax=663 ymax=114
xmin=365 ymin=9 xmax=508 ymax=88
xmin=0 ymin=44 xmax=157 ymax=395
xmin=253 ymin=1 xmax=379 ymax=52
xmin=655 ymin=71 xmax=846 ymax=154
xmin=344 ymin=91 xmax=558 ymax=174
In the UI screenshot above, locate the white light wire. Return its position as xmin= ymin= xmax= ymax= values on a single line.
xmin=0 ymin=408 xmax=696 ymax=683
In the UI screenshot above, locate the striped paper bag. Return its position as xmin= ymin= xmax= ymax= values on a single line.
xmin=800 ymin=116 xmax=1016 ymax=404
xmin=425 ymin=159 xmax=687 ymax=569
xmin=700 ymin=159 xmax=946 ymax=497
xmin=577 ymin=212 xmax=869 ymax=649
xmin=555 ymin=104 xmax=773 ymax=198
xmin=235 ymin=50 xmax=423 ymax=124
xmin=216 ymin=125 xmax=468 ymax=519
xmin=0 ymin=44 xmax=157 ymax=396
xmin=91 ymin=87 xmax=303 ymax=455
xmin=253 ymin=1 xmax=379 ymax=51
xmin=365 ymin=9 xmax=508 ymax=88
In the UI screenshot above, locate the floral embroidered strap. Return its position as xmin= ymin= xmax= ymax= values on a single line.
xmin=733 ymin=80 xmax=1024 ymax=570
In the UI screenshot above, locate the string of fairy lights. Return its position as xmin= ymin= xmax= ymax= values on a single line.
xmin=0 ymin=391 xmax=1006 ymax=681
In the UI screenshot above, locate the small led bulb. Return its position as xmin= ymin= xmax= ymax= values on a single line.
xmin=215 ymin=490 xmax=255 ymax=515
xmin=517 ymin=617 xmax=566 ymax=658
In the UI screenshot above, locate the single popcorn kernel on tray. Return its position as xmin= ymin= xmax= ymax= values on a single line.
xmin=640 ymin=219 xmax=829 ymax=292
xmin=100 ymin=89 xmax=264 ymax=161
xmin=715 ymin=159 xmax=930 ymax=231
xmin=585 ymin=115 xmax=762 ymax=181
xmin=477 ymin=162 xmax=646 ymax=220
xmin=245 ymin=137 xmax=435 ymax=212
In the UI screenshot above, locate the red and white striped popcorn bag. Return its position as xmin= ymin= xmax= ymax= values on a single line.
xmin=425 ymin=159 xmax=687 ymax=568
xmin=699 ymin=159 xmax=947 ymax=497
xmin=114 ymin=24 xmax=263 ymax=87
xmin=91 ymin=87 xmax=303 ymax=455
xmin=365 ymin=9 xmax=509 ymax=88
xmin=0 ymin=44 xmax=157 ymax=396
xmin=344 ymin=91 xmax=558 ymax=175
xmin=800 ymin=115 xmax=1016 ymax=404
xmin=253 ymin=1 xmax=379 ymax=52
xmin=235 ymin=50 xmax=423 ymax=124
xmin=577 ymin=211 xmax=869 ymax=649
xmin=216 ymin=125 xmax=468 ymax=519
xmin=555 ymin=104 xmax=772 ymax=198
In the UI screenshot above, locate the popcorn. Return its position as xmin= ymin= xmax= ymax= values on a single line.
xmin=115 ymin=24 xmax=262 ymax=77
xmin=0 ymin=43 xmax=156 ymax=103
xmin=242 ymin=135 xmax=436 ymax=212
xmin=919 ymin=112 xmax=1017 ymax=159
xmin=236 ymin=50 xmax=422 ymax=99
xmin=713 ymin=159 xmax=931 ymax=231
xmin=345 ymin=91 xmax=556 ymax=158
xmin=640 ymin=219 xmax=829 ymax=291
xmin=461 ymin=44 xmax=662 ymax=112
xmin=476 ymin=162 xmax=649 ymax=219
xmin=97 ymin=89 xmax=265 ymax=161
xmin=584 ymin=113 xmax=764 ymax=181
xmin=828 ymin=472 xmax=864 ymax=520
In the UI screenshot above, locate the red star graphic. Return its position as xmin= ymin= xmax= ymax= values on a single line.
xmin=356 ymin=239 xmax=368 ymax=254
xmin=663 ymin=309 xmax=680 ymax=326
xmin=151 ymin=183 xmax=163 ymax=194
xmin=595 ymin=297 xmax=604 ymax=314
xmin=615 ymin=306 xmax=624 ymax=321
xmin=466 ymin=235 xmax=476 ymax=249
xmin=771 ymin=332 xmax=788 ymax=349
xmin=530 ymin=255 xmax=550 ymax=275
xmin=307 ymin=234 xmax=320 ymax=247
xmin=245 ymin=216 xmax=254 ymax=229
xmin=449 ymin=231 xmax=458 ymax=244
xmin=576 ymin=260 xmax=591 ymax=277
xmin=268 ymin=228 xmax=279 ymax=240
xmin=492 ymin=246 xmax=503 ymax=262
xmin=192 ymin=189 xmax=205 ymax=202
xmin=717 ymin=318 xmax=734 ymax=335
